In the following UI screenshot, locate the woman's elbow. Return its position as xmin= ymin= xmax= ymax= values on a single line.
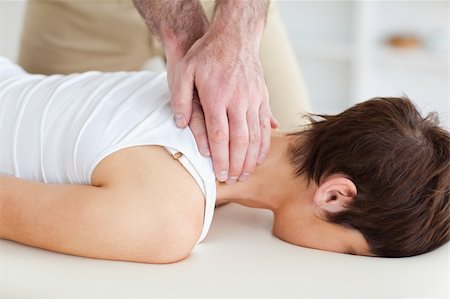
xmin=141 ymin=229 xmax=199 ymax=264
xmin=118 ymin=200 xmax=203 ymax=264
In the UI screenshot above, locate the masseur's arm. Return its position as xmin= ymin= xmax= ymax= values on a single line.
xmin=132 ymin=0 xmax=277 ymax=184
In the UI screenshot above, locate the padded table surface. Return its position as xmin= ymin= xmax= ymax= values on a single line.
xmin=1 ymin=203 xmax=449 ymax=298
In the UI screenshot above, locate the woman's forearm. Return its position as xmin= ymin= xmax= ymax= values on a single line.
xmin=0 ymin=176 xmax=125 ymax=258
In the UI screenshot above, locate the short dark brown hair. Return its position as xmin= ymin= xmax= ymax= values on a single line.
xmin=288 ymin=97 xmax=450 ymax=257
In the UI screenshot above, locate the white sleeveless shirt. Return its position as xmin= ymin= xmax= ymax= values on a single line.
xmin=0 ymin=57 xmax=216 ymax=243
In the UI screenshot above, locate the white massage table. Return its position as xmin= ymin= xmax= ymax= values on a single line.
xmin=1 ymin=203 xmax=448 ymax=298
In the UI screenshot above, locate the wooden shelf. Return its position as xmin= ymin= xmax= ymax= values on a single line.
xmin=374 ymin=46 xmax=449 ymax=73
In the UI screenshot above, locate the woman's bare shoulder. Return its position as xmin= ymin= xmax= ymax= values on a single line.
xmin=92 ymin=145 xmax=204 ymax=200
xmin=91 ymin=145 xmax=205 ymax=234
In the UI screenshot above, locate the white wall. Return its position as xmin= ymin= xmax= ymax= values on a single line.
xmin=0 ymin=0 xmax=448 ymax=126
xmin=278 ymin=1 xmax=449 ymax=127
xmin=0 ymin=0 xmax=26 ymax=61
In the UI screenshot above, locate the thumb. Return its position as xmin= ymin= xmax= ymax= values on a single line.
xmin=270 ymin=113 xmax=279 ymax=129
xmin=170 ymin=68 xmax=194 ymax=128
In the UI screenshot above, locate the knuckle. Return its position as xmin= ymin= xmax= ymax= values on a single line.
xmin=249 ymin=129 xmax=261 ymax=143
xmin=230 ymin=102 xmax=248 ymax=114
xmin=173 ymin=97 xmax=190 ymax=105
xmin=228 ymin=115 xmax=243 ymax=128
xmin=260 ymin=117 xmax=271 ymax=129
xmin=208 ymin=110 xmax=225 ymax=125
xmin=232 ymin=131 xmax=249 ymax=145
xmin=210 ymin=128 xmax=229 ymax=143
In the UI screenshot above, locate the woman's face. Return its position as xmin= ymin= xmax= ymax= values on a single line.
xmin=272 ymin=203 xmax=373 ymax=256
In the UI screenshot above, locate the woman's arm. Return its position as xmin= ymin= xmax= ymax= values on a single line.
xmin=0 ymin=146 xmax=205 ymax=264
xmin=0 ymin=177 xmax=190 ymax=263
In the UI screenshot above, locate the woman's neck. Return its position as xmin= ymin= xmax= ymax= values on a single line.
xmin=215 ymin=131 xmax=308 ymax=211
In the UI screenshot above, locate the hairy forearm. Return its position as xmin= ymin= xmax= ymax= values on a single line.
xmin=212 ymin=0 xmax=270 ymax=48
xmin=132 ymin=0 xmax=209 ymax=57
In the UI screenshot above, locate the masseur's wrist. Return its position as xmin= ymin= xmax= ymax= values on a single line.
xmin=164 ymin=26 xmax=207 ymax=62
xmin=211 ymin=0 xmax=268 ymax=51
xmin=132 ymin=0 xmax=209 ymax=64
xmin=164 ymin=14 xmax=209 ymax=65
xmin=165 ymin=24 xmax=208 ymax=68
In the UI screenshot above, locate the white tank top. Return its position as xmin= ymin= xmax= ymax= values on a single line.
xmin=0 ymin=57 xmax=216 ymax=243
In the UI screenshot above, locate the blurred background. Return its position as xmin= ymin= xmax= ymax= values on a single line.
xmin=0 ymin=0 xmax=448 ymax=127
xmin=277 ymin=0 xmax=449 ymax=128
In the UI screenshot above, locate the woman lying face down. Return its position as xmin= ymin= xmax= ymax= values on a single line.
xmin=0 ymin=58 xmax=448 ymax=263
xmin=218 ymin=97 xmax=449 ymax=257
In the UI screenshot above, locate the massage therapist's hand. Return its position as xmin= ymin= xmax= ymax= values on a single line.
xmin=168 ymin=31 xmax=277 ymax=184
xmin=168 ymin=2 xmax=278 ymax=184
xmin=133 ymin=0 xmax=277 ymax=183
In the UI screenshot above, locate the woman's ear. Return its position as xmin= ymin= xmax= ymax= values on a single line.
xmin=312 ymin=175 xmax=357 ymax=219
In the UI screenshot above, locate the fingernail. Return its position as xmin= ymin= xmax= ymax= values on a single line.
xmin=238 ymin=172 xmax=250 ymax=182
xmin=174 ymin=114 xmax=186 ymax=128
xmin=226 ymin=176 xmax=238 ymax=184
xmin=257 ymin=154 xmax=266 ymax=164
xmin=217 ymin=170 xmax=228 ymax=182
